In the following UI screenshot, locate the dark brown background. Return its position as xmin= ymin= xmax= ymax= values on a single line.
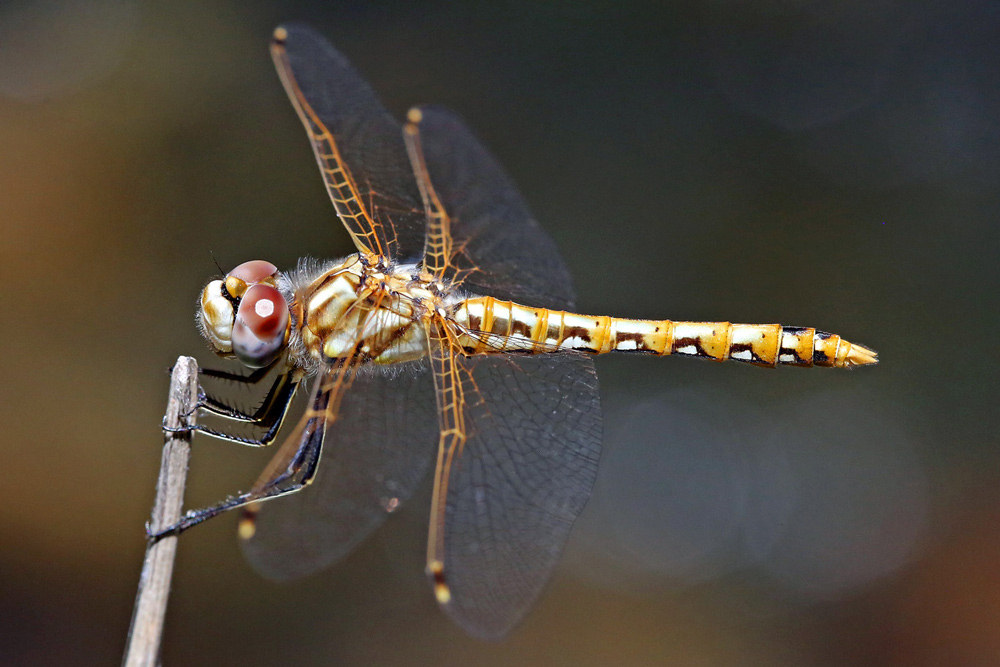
xmin=2 ymin=1 xmax=999 ymax=665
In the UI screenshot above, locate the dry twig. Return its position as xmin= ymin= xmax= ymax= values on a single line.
xmin=122 ymin=356 xmax=198 ymax=667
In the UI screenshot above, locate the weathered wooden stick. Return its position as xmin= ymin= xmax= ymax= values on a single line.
xmin=122 ymin=356 xmax=198 ymax=667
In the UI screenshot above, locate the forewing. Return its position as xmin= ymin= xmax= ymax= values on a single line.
xmin=271 ymin=24 xmax=426 ymax=261
xmin=242 ymin=359 xmax=439 ymax=580
xmin=430 ymin=344 xmax=602 ymax=639
xmin=410 ymin=105 xmax=576 ymax=309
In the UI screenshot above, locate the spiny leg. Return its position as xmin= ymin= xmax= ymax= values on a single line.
xmin=196 ymin=370 xmax=295 ymax=422
xmin=148 ymin=440 xmax=316 ymax=540
xmin=238 ymin=351 xmax=363 ymax=540
xmin=163 ymin=369 xmax=302 ymax=447
xmin=164 ymin=354 xmax=281 ymax=424
xmin=150 ymin=357 xmax=355 ymax=541
xmin=191 ymin=354 xmax=287 ymax=416
xmin=197 ymin=363 xmax=274 ymax=385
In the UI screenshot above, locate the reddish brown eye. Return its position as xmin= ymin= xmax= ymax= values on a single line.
xmin=225 ymin=260 xmax=279 ymax=298
xmin=232 ymin=284 xmax=289 ymax=368
xmin=230 ymin=260 xmax=278 ymax=284
xmin=238 ymin=284 xmax=286 ymax=336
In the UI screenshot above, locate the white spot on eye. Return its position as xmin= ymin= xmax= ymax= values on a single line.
xmin=731 ymin=350 xmax=752 ymax=361
xmin=255 ymin=299 xmax=275 ymax=318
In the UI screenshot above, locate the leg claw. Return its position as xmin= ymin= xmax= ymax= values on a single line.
xmin=161 ymin=417 xmax=194 ymax=435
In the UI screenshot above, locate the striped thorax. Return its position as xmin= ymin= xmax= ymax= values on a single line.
xmin=292 ymin=254 xmax=439 ymax=367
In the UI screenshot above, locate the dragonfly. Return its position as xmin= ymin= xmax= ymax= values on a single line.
xmin=156 ymin=23 xmax=878 ymax=639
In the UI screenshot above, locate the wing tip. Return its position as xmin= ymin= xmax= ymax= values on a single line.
xmin=238 ymin=504 xmax=260 ymax=540
xmin=427 ymin=560 xmax=452 ymax=604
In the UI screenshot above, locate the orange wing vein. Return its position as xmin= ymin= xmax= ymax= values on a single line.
xmin=424 ymin=317 xmax=470 ymax=606
xmin=404 ymin=108 xmax=453 ymax=280
xmin=271 ymin=28 xmax=387 ymax=257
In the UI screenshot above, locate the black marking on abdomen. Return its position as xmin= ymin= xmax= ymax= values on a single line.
xmin=615 ymin=331 xmax=654 ymax=352
xmin=562 ymin=326 xmax=592 ymax=345
xmin=777 ymin=326 xmax=812 ymax=365
xmin=672 ymin=336 xmax=711 ymax=357
xmin=510 ymin=318 xmax=533 ymax=338
xmin=729 ymin=342 xmax=764 ymax=364
xmin=813 ymin=330 xmax=834 ymax=365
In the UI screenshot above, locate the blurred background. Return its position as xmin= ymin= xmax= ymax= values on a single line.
xmin=2 ymin=1 xmax=998 ymax=665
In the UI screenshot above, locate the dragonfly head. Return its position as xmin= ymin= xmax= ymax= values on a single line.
xmin=198 ymin=260 xmax=291 ymax=368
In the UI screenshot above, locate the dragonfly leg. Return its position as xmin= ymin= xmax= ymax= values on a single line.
xmin=147 ymin=459 xmax=313 ymax=541
xmin=196 ymin=369 xmax=299 ymax=423
xmin=161 ymin=420 xmax=285 ymax=447
xmin=167 ymin=360 xmax=273 ymax=384
xmin=149 ymin=389 xmax=327 ymax=541
xmin=161 ymin=370 xmax=301 ymax=448
xmin=165 ymin=356 xmax=286 ymax=422
xmin=195 ymin=362 xmax=275 ymax=385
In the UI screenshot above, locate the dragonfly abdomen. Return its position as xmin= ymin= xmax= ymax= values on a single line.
xmin=453 ymin=296 xmax=877 ymax=368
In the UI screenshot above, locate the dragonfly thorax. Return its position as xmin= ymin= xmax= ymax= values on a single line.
xmin=294 ymin=255 xmax=443 ymax=367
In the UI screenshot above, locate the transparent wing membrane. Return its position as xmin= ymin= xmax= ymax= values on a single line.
xmin=242 ymin=359 xmax=438 ymax=580
xmin=406 ymin=105 xmax=577 ymax=310
xmin=271 ymin=24 xmax=426 ymax=261
xmin=426 ymin=322 xmax=602 ymax=638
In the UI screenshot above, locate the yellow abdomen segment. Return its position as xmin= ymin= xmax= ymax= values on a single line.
xmin=452 ymin=296 xmax=877 ymax=368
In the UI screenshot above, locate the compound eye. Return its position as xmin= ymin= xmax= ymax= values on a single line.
xmin=225 ymin=260 xmax=279 ymax=298
xmin=232 ymin=283 xmax=289 ymax=368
